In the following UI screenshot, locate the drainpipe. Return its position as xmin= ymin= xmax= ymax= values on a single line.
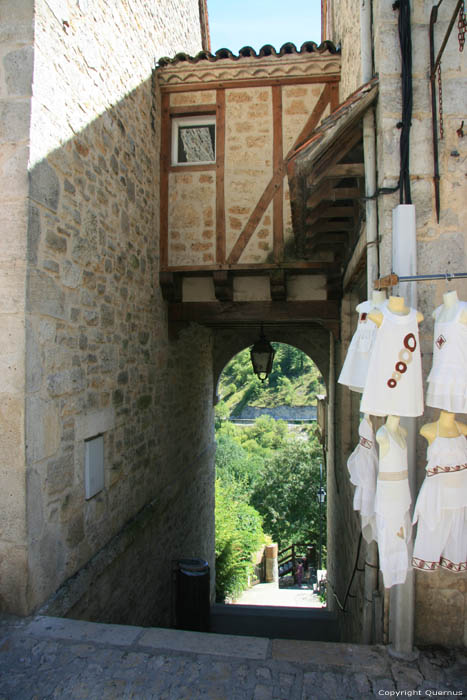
xmin=390 ymin=0 xmax=416 ymax=658
xmin=361 ymin=0 xmax=378 ymax=300
xmin=361 ymin=0 xmax=380 ymax=645
xmin=391 ymin=205 xmax=417 ymax=658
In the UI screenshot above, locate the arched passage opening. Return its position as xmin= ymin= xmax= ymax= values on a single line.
xmin=211 ymin=329 xmax=337 ymax=639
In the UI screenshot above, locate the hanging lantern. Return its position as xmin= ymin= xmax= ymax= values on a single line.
xmin=317 ymin=486 xmax=326 ymax=504
xmin=250 ymin=326 xmax=275 ymax=382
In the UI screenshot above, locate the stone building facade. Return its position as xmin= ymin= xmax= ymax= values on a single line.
xmin=157 ymin=45 xmax=340 ymax=302
xmin=1 ymin=0 xmax=465 ymax=652
xmin=0 ymin=0 xmax=215 ymax=625
xmin=324 ymin=0 xmax=467 ymax=647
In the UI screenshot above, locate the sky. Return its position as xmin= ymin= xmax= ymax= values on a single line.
xmin=206 ymin=0 xmax=322 ymax=53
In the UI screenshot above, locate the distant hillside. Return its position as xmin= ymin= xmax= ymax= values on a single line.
xmin=216 ymin=343 xmax=325 ymax=420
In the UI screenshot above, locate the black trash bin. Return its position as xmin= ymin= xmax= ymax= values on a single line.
xmin=175 ymin=558 xmax=210 ymax=632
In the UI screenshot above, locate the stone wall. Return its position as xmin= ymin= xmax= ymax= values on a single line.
xmin=213 ymin=325 xmax=331 ymax=400
xmin=0 ymin=0 xmax=216 ymax=621
xmin=327 ymin=287 xmax=370 ymax=643
xmin=40 ymin=324 xmax=215 ymax=628
xmin=372 ymin=0 xmax=467 ymax=290
xmin=372 ymin=0 xmax=467 ymax=648
xmin=235 ymin=406 xmax=317 ymax=421
xmin=328 ymin=0 xmax=467 ymax=647
xmin=0 ymin=0 xmax=34 ymax=615
xmin=168 ymin=170 xmax=217 ymax=266
xmin=327 ymin=0 xmax=362 ymax=99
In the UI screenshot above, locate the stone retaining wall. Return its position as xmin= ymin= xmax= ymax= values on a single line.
xmin=235 ymin=405 xmax=317 ymax=421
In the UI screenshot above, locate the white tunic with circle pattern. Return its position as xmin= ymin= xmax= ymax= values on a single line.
xmin=360 ymin=306 xmax=423 ymax=417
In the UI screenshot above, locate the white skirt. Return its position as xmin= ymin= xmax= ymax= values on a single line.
xmin=375 ymin=480 xmax=412 ymax=588
xmin=413 ymin=469 xmax=467 ymax=573
xmin=426 ymin=370 xmax=467 ymax=414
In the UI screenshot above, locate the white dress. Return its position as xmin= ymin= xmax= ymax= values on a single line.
xmin=338 ymin=300 xmax=384 ymax=393
xmin=360 ymin=306 xmax=423 ymax=417
xmin=375 ymin=427 xmax=412 ymax=588
xmin=413 ymin=428 xmax=467 ymax=573
xmin=347 ymin=417 xmax=378 ymax=543
xmin=426 ymin=302 xmax=467 ymax=414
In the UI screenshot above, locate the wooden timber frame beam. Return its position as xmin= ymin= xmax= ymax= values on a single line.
xmin=160 ymin=271 xmax=183 ymax=302
xmin=226 ymin=81 xmax=338 ymax=265
xmin=269 ymin=269 xmax=287 ymax=301
xmin=306 ymin=184 xmax=360 ymax=209
xmin=213 ymin=270 xmax=233 ymax=301
xmin=168 ymin=300 xmax=340 ymax=337
xmin=305 ymin=123 xmax=363 ymax=186
xmin=286 ymin=78 xmax=378 ymax=260
xmin=159 ymin=74 xmax=340 ymax=94
xmin=159 ymin=93 xmax=171 ymax=269
xmin=160 ymin=261 xmax=340 ymax=273
xmin=272 ymin=85 xmax=284 ymax=262
xmin=216 ymin=89 xmax=226 ymax=263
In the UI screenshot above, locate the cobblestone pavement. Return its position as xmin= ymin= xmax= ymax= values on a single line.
xmin=0 ymin=615 xmax=465 ymax=699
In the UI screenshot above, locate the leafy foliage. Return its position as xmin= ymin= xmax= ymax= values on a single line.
xmin=215 ymin=480 xmax=265 ymax=601
xmin=251 ymin=435 xmax=325 ymax=549
xmin=214 ymin=344 xmax=327 ymax=599
xmin=216 ymin=343 xmax=324 ymax=418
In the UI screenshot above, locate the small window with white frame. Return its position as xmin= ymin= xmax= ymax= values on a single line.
xmin=171 ymin=115 xmax=216 ymax=166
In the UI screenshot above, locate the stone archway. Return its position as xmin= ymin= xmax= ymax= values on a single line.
xmin=212 ymin=322 xmax=332 ymax=402
xmin=212 ymin=323 xmax=332 ymax=606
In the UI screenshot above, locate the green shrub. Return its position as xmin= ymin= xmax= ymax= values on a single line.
xmin=215 ymin=480 xmax=265 ymax=601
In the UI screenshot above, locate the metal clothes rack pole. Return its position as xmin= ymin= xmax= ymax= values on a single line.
xmin=374 ymin=272 xmax=467 ymax=288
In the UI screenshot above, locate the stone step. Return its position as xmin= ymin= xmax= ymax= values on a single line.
xmin=210 ymin=603 xmax=340 ymax=642
xmin=1 ymin=614 xmax=465 ymax=699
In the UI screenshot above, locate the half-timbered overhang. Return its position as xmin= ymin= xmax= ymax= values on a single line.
xmin=287 ymin=77 xmax=378 ymax=279
xmin=156 ymin=42 xmax=345 ymax=335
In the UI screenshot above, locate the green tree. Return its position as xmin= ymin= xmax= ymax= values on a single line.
xmin=217 ymin=343 xmax=324 ymax=416
xmin=251 ymin=432 xmax=326 ymax=553
xmin=246 ymin=415 xmax=288 ymax=449
xmin=215 ymin=345 xmax=327 ymax=594
xmin=215 ymin=480 xmax=265 ymax=601
xmin=215 ymin=432 xmax=261 ymax=498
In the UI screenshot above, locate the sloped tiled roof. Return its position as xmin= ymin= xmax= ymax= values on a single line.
xmin=290 ymin=76 xmax=379 ymax=164
xmin=288 ymin=77 xmax=379 ymax=262
xmin=157 ymin=40 xmax=339 ymax=67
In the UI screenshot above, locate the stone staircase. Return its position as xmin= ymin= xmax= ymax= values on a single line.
xmin=1 ymin=614 xmax=465 ymax=698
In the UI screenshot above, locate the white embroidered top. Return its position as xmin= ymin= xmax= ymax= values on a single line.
xmin=347 ymin=417 xmax=378 ymax=543
xmin=338 ymin=299 xmax=385 ymax=393
xmin=426 ymin=301 xmax=467 ymax=413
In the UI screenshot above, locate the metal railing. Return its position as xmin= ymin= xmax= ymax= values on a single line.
xmin=278 ymin=543 xmax=314 ymax=578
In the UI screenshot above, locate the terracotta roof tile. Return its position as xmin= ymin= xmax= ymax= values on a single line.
xmin=157 ymin=40 xmax=339 ymax=67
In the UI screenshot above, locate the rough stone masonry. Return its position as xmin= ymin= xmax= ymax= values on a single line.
xmin=0 ymin=0 xmax=215 ymax=625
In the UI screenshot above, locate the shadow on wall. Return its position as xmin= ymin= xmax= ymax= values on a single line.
xmin=3 ymin=73 xmax=216 ymax=623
